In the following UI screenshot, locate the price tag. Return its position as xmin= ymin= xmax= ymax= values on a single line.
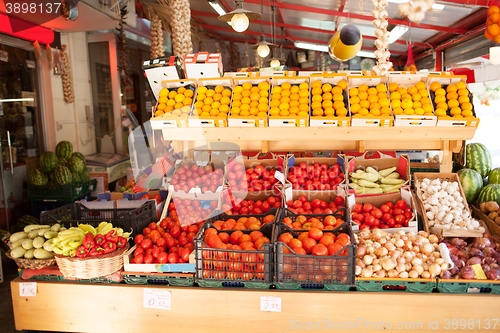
xmin=143 ymin=289 xmax=171 ymax=310
xmin=285 ymin=186 xmax=293 ymax=203
xmin=471 ymin=264 xmax=487 ymax=280
xmin=26 ymin=60 xmax=36 ymax=69
xmin=274 ymin=171 xmax=285 ymax=185
xmin=260 ymin=296 xmax=281 ymax=312
xmin=20 ymin=282 xmax=37 ymax=297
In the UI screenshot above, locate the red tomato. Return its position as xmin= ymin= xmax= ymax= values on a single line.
xmin=334 ymin=196 xmax=344 ymax=206
xmin=144 ymin=254 xmax=154 ymax=264
xmin=141 ymin=239 xmax=153 ymax=250
xmin=387 ymin=218 xmax=396 ymax=228
xmin=395 ymin=214 xmax=405 ymax=224
xmin=156 ymin=237 xmax=167 ymax=249
xmin=152 ymin=247 xmax=161 ymax=258
xmin=170 ymin=225 xmax=181 ymax=238
xmin=278 ymin=232 xmax=293 ymax=245
xmin=353 ymin=203 xmax=363 ymax=213
xmin=134 ymin=247 xmax=144 ymax=257
xmin=327 ymin=243 xmax=343 ymax=256
xmin=395 ymin=200 xmax=407 ymax=210
xmin=134 ymin=234 xmax=144 ymax=245
xmin=142 ymin=227 xmax=152 ymax=236
xmin=363 ymin=203 xmax=374 ymax=213
xmin=319 ymin=235 xmax=335 ymax=247
xmin=292 ymin=246 xmax=307 ymax=255
xmin=404 ymin=211 xmax=413 ymax=220
xmin=308 ymin=228 xmax=323 ymax=241
xmin=168 ymin=253 xmax=179 ymax=263
xmin=365 ymin=215 xmax=375 ymax=226
xmin=157 ymin=252 xmax=167 ymax=264
xmin=180 ymin=248 xmax=191 ymax=262
xmin=394 ymin=224 xmax=403 ymax=228
xmin=312 ymin=244 xmax=328 ymax=256
xmin=380 ymin=204 xmax=390 ymax=214
xmin=385 ymin=201 xmax=394 ymax=208
xmin=371 ymin=209 xmax=383 ymax=219
xmin=355 ymin=214 xmax=365 ymax=223
xmin=153 ymin=194 xmax=162 ymax=205
xmin=302 ymin=238 xmax=317 ymax=254
xmin=134 ymin=254 xmax=144 ymax=264
xmin=392 ymin=208 xmax=403 ymax=216
xmin=382 ymin=213 xmax=392 ymax=223
xmin=141 ymin=194 xmax=152 ymax=200
xmin=218 ymin=232 xmax=230 ymax=243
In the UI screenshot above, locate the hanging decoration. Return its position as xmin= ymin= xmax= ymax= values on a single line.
xmin=404 ymin=44 xmax=417 ymax=71
xmin=328 ymin=24 xmax=363 ymax=62
xmin=61 ymin=0 xmax=79 ymax=21
xmin=485 ymin=5 xmax=500 ymax=42
xmin=320 ymin=53 xmax=327 ymax=71
xmin=170 ymin=0 xmax=193 ymax=61
xmin=60 ymin=45 xmax=74 ymax=103
xmin=53 ymin=48 xmax=66 ymax=75
xmin=398 ymin=0 xmax=434 ymax=23
xmin=117 ymin=6 xmax=131 ymax=86
xmin=46 ymin=44 xmax=54 ymax=70
xmin=371 ymin=0 xmax=392 ymax=75
xmin=150 ymin=13 xmax=164 ymax=59
xmin=33 ymin=41 xmax=42 ymax=65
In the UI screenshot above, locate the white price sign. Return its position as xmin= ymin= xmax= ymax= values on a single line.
xmin=274 ymin=171 xmax=285 ymax=185
xmin=19 ymin=282 xmax=37 ymax=297
xmin=285 ymin=186 xmax=293 ymax=203
xmin=143 ymin=289 xmax=171 ymax=310
xmin=260 ymin=296 xmax=281 ymax=312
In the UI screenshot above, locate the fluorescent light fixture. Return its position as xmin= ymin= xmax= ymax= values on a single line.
xmin=432 ymin=3 xmax=445 ymax=10
xmin=293 ymin=41 xmax=328 ymax=52
xmin=209 ymin=2 xmax=226 ymax=16
xmin=388 ymin=25 xmax=409 ymax=44
xmin=387 ymin=0 xmax=408 ymax=3
xmin=0 ymin=98 xmax=34 ymax=103
xmin=357 ymin=51 xmax=376 ymax=58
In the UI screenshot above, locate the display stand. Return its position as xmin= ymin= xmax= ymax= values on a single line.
xmin=11 ymin=278 xmax=500 ymax=333
xmin=159 ymin=127 xmax=476 ymax=173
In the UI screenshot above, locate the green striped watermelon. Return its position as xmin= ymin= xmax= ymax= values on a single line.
xmin=71 ymin=152 xmax=87 ymax=168
xmin=457 ymin=168 xmax=483 ymax=203
xmin=58 ymin=157 xmax=68 ymax=167
xmin=488 ymin=167 xmax=500 ymax=184
xmin=47 ymin=180 xmax=56 ymax=186
xmin=478 ymin=184 xmax=500 ymax=205
xmin=55 ymin=141 xmax=73 ymax=159
xmin=465 ymin=143 xmax=492 ymax=178
xmin=68 ymin=156 xmax=84 ymax=174
xmin=17 ymin=215 xmax=40 ymax=230
xmin=28 ymin=168 xmax=49 ymax=186
xmin=80 ymin=172 xmax=90 ymax=182
xmin=39 ymin=151 xmax=58 ymax=173
xmin=53 ymin=165 xmax=72 ymax=185
xmin=72 ymin=172 xmax=82 ymax=183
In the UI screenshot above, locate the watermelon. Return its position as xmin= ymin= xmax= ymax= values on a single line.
xmin=68 ymin=156 xmax=84 ymax=174
xmin=72 ymin=172 xmax=82 ymax=183
xmin=457 ymin=168 xmax=483 ymax=203
xmin=28 ymin=168 xmax=49 ymax=186
xmin=39 ymin=151 xmax=58 ymax=173
xmin=56 ymin=141 xmax=73 ymax=159
xmin=53 ymin=165 xmax=72 ymax=185
xmin=47 ymin=180 xmax=56 ymax=186
xmin=72 ymin=152 xmax=87 ymax=168
xmin=58 ymin=157 xmax=68 ymax=167
xmin=17 ymin=215 xmax=40 ymax=230
xmin=80 ymin=171 xmax=90 ymax=182
xmin=478 ymin=184 xmax=500 ymax=205
xmin=488 ymin=167 xmax=500 ymax=185
xmin=465 ymin=143 xmax=492 ymax=178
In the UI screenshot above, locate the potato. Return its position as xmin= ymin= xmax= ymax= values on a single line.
xmin=480 ymin=202 xmax=488 ymax=213
xmin=486 ymin=201 xmax=500 ymax=213
xmin=496 ymin=217 xmax=500 ymax=226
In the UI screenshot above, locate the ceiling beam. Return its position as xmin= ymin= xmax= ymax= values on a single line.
xmin=335 ymin=0 xmax=347 ymax=32
xmin=275 ymin=0 xmax=290 ymax=37
xmin=242 ymin=0 xmax=467 ymax=34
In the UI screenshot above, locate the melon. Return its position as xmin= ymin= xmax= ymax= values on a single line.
xmin=55 ymin=141 xmax=73 ymax=159
xmin=71 ymin=152 xmax=87 ymax=168
xmin=68 ymin=156 xmax=84 ymax=174
xmin=28 ymin=168 xmax=49 ymax=186
xmin=17 ymin=215 xmax=40 ymax=230
xmin=465 ymin=143 xmax=492 ymax=178
xmin=39 ymin=151 xmax=58 ymax=173
xmin=53 ymin=165 xmax=72 ymax=185
xmin=478 ymin=184 xmax=500 ymax=205
xmin=457 ymin=168 xmax=483 ymax=203
xmin=488 ymin=167 xmax=500 ymax=185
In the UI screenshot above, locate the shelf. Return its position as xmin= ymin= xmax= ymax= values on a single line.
xmin=159 ymin=126 xmax=477 ymax=172
xmin=11 ymin=278 xmax=499 ymax=333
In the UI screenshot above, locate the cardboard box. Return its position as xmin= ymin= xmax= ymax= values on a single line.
xmin=143 ymin=56 xmax=185 ymax=100
xmin=219 ymin=186 xmax=283 ymax=214
xmin=259 ymin=70 xmax=296 ymax=77
xmin=348 ymin=187 xmax=418 ymax=234
xmin=269 ymin=76 xmax=310 ymax=127
xmin=386 ymin=72 xmax=437 ymax=127
xmin=309 ymin=74 xmax=350 ymax=127
xmin=228 ymin=77 xmax=271 ymax=127
xmin=188 ymin=77 xmax=232 ymax=127
xmin=124 ymin=244 xmax=195 ymax=273
xmin=283 ymin=185 xmax=347 ymax=219
xmin=348 ymin=75 xmax=393 ymax=127
xmin=183 ymin=52 xmax=223 ymax=79
xmin=427 ymin=73 xmax=480 ymax=127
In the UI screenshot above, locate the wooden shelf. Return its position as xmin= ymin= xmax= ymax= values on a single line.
xmin=159 ymin=126 xmax=477 ymax=172
xmin=11 ymin=278 xmax=499 ymax=333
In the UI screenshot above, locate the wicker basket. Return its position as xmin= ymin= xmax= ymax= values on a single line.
xmin=54 ymin=244 xmax=129 ymax=279
xmin=5 ymin=251 xmax=57 ymax=270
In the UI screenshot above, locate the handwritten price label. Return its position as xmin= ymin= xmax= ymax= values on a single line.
xmin=143 ymin=289 xmax=171 ymax=310
xmin=19 ymin=282 xmax=37 ymax=297
xmin=260 ymin=296 xmax=281 ymax=312
xmin=274 ymin=171 xmax=285 ymax=185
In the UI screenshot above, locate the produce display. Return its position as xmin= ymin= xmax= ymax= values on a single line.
xmin=226 ymin=161 xmax=280 ymax=192
xmin=154 ymin=85 xmax=194 ymax=118
xmin=310 ymin=80 xmax=348 ymax=117
xmin=269 ymin=82 xmax=309 ymax=118
xmin=209 ymin=215 xmax=275 ymax=230
xmin=349 ymin=166 xmax=405 ymax=194
xmin=277 ymin=227 xmax=351 ymax=256
xmin=220 ymin=191 xmax=281 ymax=216
xmin=479 ymin=201 xmax=500 ymax=226
xmin=285 ymin=195 xmax=345 ymax=215
xmin=417 ymin=177 xmax=484 ymax=232
xmin=287 ymin=162 xmax=344 ymax=190
xmin=282 ymin=214 xmax=346 ymax=230
xmin=193 ymin=85 xmax=232 ymax=118
xmin=440 ymin=236 xmax=500 ymax=280
xmin=170 ymin=164 xmax=223 ymax=193
xmin=351 ymin=200 xmax=414 ymax=230
xmin=9 ymin=224 xmax=61 ymax=259
xmin=429 ymin=81 xmax=475 ymax=119
xmin=51 ymin=222 xmax=130 ymax=257
xmin=230 ymin=82 xmax=270 ymax=118
xmin=168 ymin=197 xmax=218 ymax=226
xmin=387 ymin=81 xmax=434 ymax=116
xmin=355 ymin=229 xmax=447 ymax=278
xmin=348 ymin=83 xmax=392 ymax=119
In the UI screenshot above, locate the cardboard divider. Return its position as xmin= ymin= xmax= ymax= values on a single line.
xmin=228 ymin=77 xmax=271 ymax=127
xmin=269 ymin=76 xmax=310 ymax=127
xmin=142 ymin=56 xmax=184 ymax=100
xmin=183 ymin=52 xmax=223 ymax=79
xmin=188 ymin=77 xmax=233 ymax=127
xmin=308 ymin=74 xmax=350 ymax=127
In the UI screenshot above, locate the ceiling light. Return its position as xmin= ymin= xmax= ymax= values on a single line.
xmin=209 ymin=2 xmax=227 ymax=16
xmin=432 ymin=3 xmax=445 ymax=10
xmin=357 ymin=51 xmax=377 ymax=58
xmin=293 ymin=41 xmax=328 ymax=52
xmin=270 ymin=59 xmax=281 ymax=67
xmin=388 ymin=25 xmax=409 ymax=44
xmin=251 ymin=36 xmax=278 ymax=58
xmin=217 ymin=0 xmax=261 ymax=33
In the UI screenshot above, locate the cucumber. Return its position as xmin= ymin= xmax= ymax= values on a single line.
xmin=381 ymin=178 xmax=405 ymax=185
xmin=28 ymin=230 xmax=40 ymax=238
xmin=10 ymin=231 xmax=28 ymax=242
xmin=366 ymin=166 xmax=381 ymax=180
xmin=24 ymin=224 xmax=50 ymax=233
xmin=43 ymin=239 xmax=54 ymax=252
xmin=379 ymin=167 xmax=397 ymax=177
xmin=34 ymin=248 xmax=54 ymax=259
xmin=50 ymin=223 xmax=61 ymax=232
xmin=33 ymin=236 xmax=45 ymax=249
xmin=22 ymin=238 xmax=34 ymax=250
xmin=384 ymin=172 xmax=401 ymax=180
xmin=350 ymin=172 xmax=378 ymax=182
xmin=38 ymin=229 xmax=47 ymax=236
xmin=24 ymin=249 xmax=35 ymax=259
xmin=11 ymin=246 xmax=27 ymax=258
xmin=9 ymin=239 xmax=25 ymax=250
xmin=358 ymin=179 xmax=380 ymax=188
xmin=43 ymin=231 xmax=58 ymax=239
xmin=358 ymin=187 xmax=383 ymax=195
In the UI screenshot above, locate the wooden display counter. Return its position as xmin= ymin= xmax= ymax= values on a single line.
xmin=11 ymin=277 xmax=500 ymax=333
xmin=159 ymin=127 xmax=476 ymax=173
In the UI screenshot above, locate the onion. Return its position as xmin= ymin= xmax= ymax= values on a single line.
xmin=397 ymin=257 xmax=406 ymax=264
xmin=487 ymin=268 xmax=500 ymax=280
xmin=379 ymin=237 xmax=387 ymax=245
xmin=450 ymin=254 xmax=458 ymax=263
xmin=373 ymin=242 xmax=381 ymax=249
xmin=492 ymin=252 xmax=500 ymax=263
xmin=403 ymin=252 xmax=414 ymax=261
xmin=366 ymin=246 xmax=375 ymax=254
xmin=357 ymin=246 xmax=367 ymax=258
xmin=441 ymin=270 xmax=452 ymax=279
xmin=421 ymin=243 xmax=434 ymax=255
xmin=395 ymin=239 xmax=405 ymax=248
xmin=375 ymin=247 xmax=388 ymax=257
xmin=418 ymin=231 xmax=430 ymax=238
xmin=413 ymin=265 xmax=424 ymax=275
xmin=355 ymin=265 xmax=362 ymax=275
xmin=381 ymin=258 xmax=396 ymax=271
xmin=431 ymin=251 xmax=441 ymax=259
xmin=482 ymin=264 xmax=491 ymax=274
xmin=412 ymin=258 xmax=422 ymax=266
xmin=428 ymin=234 xmax=439 ymax=244
xmin=396 ymin=263 xmax=406 ymax=273
xmin=483 ymin=257 xmax=496 ymax=266
xmin=455 ymin=259 xmax=466 ymax=269
xmin=490 ymin=263 xmax=499 ymax=269
xmin=409 ymin=270 xmax=419 ymax=278
xmin=372 ymin=264 xmax=382 ymax=272
xmin=405 ymin=263 xmax=412 ymax=271
xmin=372 ymin=230 xmax=383 ymax=240
xmin=449 ymin=266 xmax=459 ymax=277
xmin=451 ymin=238 xmax=467 ymax=248
xmin=385 ymin=243 xmax=396 ymax=251
xmin=467 ymin=257 xmax=482 ymax=266
xmin=421 ymin=271 xmax=431 ymax=279
xmin=460 ymin=266 xmax=475 ymax=279
xmin=372 ymin=258 xmax=380 ymax=265
xmin=469 ymin=248 xmax=484 ymax=258
xmin=413 ymin=246 xmax=420 ymax=253
xmin=436 ymin=258 xmax=445 ymax=265
xmin=363 ymin=254 xmax=375 ymax=266
xmin=374 ymin=270 xmax=386 ymax=278
xmin=483 ymin=247 xmax=497 ymax=257
xmin=429 ymin=263 xmax=441 ymax=277
xmin=399 ymin=271 xmax=409 ymax=278
xmin=441 ymin=263 xmax=450 ymax=271
xmin=361 ymin=267 xmax=373 ymax=278
xmin=387 ymin=269 xmax=398 ymax=278
xmin=472 ymin=237 xmax=491 ymax=250
xmin=448 ymin=245 xmax=459 ymax=256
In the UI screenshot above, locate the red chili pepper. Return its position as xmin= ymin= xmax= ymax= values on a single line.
xmin=76 ymin=245 xmax=89 ymax=258
xmin=94 ymin=234 xmax=106 ymax=246
xmin=103 ymin=241 xmax=117 ymax=254
xmin=106 ymin=230 xmax=118 ymax=243
xmin=116 ymin=236 xmax=127 ymax=249
xmin=82 ymin=233 xmax=95 ymax=249
xmin=89 ymin=246 xmax=104 ymax=257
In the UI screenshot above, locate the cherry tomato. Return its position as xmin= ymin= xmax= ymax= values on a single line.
xmin=144 ymin=254 xmax=154 ymax=264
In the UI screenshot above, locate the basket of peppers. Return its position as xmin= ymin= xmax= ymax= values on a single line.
xmin=53 ymin=222 xmax=131 ymax=279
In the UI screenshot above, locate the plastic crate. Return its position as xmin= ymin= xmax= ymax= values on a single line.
xmin=30 ymin=194 xmax=91 ymax=219
xmin=208 ymin=208 xmax=281 ymax=232
xmin=27 ymin=180 xmax=95 ymax=202
xmin=39 ymin=201 xmax=156 ymax=232
xmin=281 ymin=207 xmax=347 ymax=229
xmin=18 ymin=269 xmax=119 ymax=284
xmin=356 ymin=277 xmax=436 ymax=293
xmin=194 ymin=221 xmax=273 ymax=289
xmin=274 ymin=222 xmax=356 ymax=290
xmin=122 ymin=272 xmax=195 ymax=286
xmin=437 ymin=279 xmax=500 ymax=294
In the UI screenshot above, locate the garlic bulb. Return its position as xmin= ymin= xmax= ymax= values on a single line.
xmin=371 ymin=0 xmax=391 ymax=75
xmin=60 ymin=45 xmax=74 ymax=104
xmin=399 ymin=0 xmax=435 ymax=23
xmin=170 ymin=0 xmax=193 ymax=61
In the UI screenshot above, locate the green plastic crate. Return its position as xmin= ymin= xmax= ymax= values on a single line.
xmin=19 ymin=269 xmax=119 ymax=284
xmin=197 ymin=280 xmax=270 ymax=289
xmin=122 ymin=273 xmax=194 ymax=287
xmin=356 ymin=278 xmax=436 ymax=293
xmin=28 ymin=180 xmax=96 ymax=202
xmin=274 ymin=282 xmax=350 ymax=291
xmin=437 ymin=279 xmax=500 ymax=294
